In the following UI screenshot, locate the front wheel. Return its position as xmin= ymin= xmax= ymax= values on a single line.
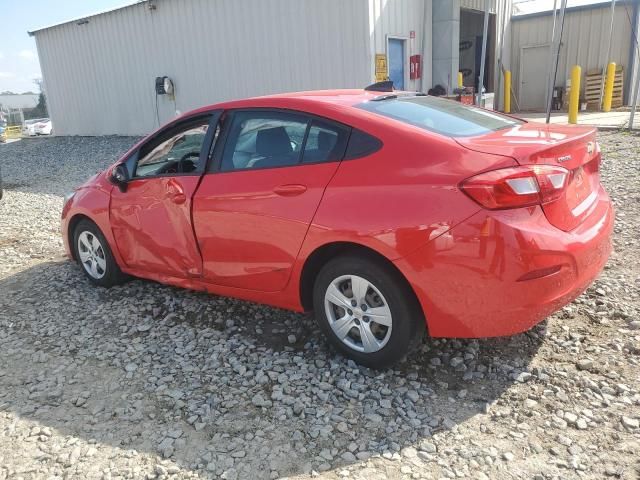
xmin=313 ymin=255 xmax=425 ymax=369
xmin=73 ymin=219 xmax=127 ymax=287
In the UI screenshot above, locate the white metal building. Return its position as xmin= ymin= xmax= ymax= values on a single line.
xmin=30 ymin=0 xmax=512 ymax=136
xmin=511 ymin=0 xmax=639 ymax=110
xmin=0 ymin=94 xmax=39 ymax=111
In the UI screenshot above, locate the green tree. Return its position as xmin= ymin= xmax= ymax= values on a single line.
xmin=25 ymin=79 xmax=48 ymax=119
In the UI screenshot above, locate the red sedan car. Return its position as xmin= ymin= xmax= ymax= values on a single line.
xmin=61 ymin=86 xmax=613 ymax=368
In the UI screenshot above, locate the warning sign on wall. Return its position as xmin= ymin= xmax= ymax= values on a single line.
xmin=375 ymin=54 xmax=388 ymax=82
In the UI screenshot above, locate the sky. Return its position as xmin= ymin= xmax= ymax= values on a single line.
xmin=0 ymin=0 xmax=610 ymax=94
xmin=0 ymin=0 xmax=134 ymax=93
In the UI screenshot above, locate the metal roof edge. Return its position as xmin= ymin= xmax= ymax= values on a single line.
xmin=28 ymin=0 xmax=146 ymax=36
xmin=512 ymin=0 xmax=636 ymax=21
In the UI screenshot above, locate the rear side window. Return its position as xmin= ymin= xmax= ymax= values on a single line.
xmin=220 ymin=111 xmax=308 ymax=171
xmin=302 ymin=120 xmax=349 ymax=164
xmin=344 ymin=129 xmax=383 ymax=160
xmin=356 ymin=96 xmax=522 ymax=137
xmin=219 ymin=110 xmax=351 ymax=171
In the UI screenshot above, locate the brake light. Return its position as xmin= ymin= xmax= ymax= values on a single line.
xmin=460 ymin=165 xmax=569 ymax=210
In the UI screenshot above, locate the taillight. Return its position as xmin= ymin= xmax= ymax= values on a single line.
xmin=460 ymin=165 xmax=569 ymax=210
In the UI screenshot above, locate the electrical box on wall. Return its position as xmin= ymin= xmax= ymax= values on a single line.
xmin=155 ymin=76 xmax=174 ymax=95
xmin=410 ymin=55 xmax=421 ymax=80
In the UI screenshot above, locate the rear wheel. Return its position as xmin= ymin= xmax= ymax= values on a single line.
xmin=73 ymin=219 xmax=127 ymax=287
xmin=313 ymin=255 xmax=425 ymax=368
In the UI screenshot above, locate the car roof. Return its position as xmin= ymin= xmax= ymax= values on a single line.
xmin=259 ymin=89 xmax=385 ymax=106
xmin=184 ymin=89 xmax=412 ymax=117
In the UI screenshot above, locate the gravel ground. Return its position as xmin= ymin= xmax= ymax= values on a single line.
xmin=0 ymin=133 xmax=638 ymax=480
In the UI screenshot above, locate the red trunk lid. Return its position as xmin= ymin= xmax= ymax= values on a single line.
xmin=456 ymin=122 xmax=601 ymax=231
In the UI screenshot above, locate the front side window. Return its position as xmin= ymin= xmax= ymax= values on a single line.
xmin=356 ymin=96 xmax=522 ymax=137
xmin=135 ymin=118 xmax=210 ymax=177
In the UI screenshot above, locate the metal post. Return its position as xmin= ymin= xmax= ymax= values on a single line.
xmin=477 ymin=0 xmax=490 ymax=106
xmin=628 ymin=0 xmax=640 ymax=129
xmin=420 ymin=0 xmax=429 ymax=92
xmin=599 ymin=0 xmax=617 ymax=108
xmin=550 ymin=0 xmax=559 ymax=50
xmin=603 ymin=62 xmax=617 ymax=111
xmin=546 ymin=0 xmax=568 ymax=123
xmin=504 ymin=70 xmax=511 ymax=113
xmin=494 ymin=0 xmax=508 ymax=111
xmin=568 ymin=65 xmax=582 ymax=124
xmin=545 ymin=0 xmax=559 ymax=110
xmin=630 ymin=58 xmax=640 ymax=129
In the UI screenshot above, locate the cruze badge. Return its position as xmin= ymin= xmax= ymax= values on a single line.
xmin=558 ymin=154 xmax=572 ymax=163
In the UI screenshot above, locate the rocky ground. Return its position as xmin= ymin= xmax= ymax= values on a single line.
xmin=0 ymin=133 xmax=638 ymax=480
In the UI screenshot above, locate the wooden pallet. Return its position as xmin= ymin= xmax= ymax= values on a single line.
xmin=584 ymin=65 xmax=624 ymax=109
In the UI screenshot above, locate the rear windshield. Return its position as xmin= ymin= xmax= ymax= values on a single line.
xmin=356 ymin=96 xmax=522 ymax=137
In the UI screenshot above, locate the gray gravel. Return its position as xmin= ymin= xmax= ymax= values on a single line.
xmin=0 ymin=133 xmax=639 ymax=480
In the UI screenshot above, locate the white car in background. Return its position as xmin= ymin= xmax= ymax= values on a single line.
xmin=34 ymin=119 xmax=52 ymax=135
xmin=23 ymin=118 xmax=48 ymax=136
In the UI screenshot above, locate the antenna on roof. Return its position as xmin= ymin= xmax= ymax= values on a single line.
xmin=364 ymin=81 xmax=394 ymax=92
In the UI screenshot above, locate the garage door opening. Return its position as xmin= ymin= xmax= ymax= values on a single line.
xmin=459 ymin=8 xmax=495 ymax=94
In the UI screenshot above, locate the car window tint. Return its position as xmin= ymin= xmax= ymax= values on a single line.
xmin=356 ymin=96 xmax=522 ymax=137
xmin=344 ymin=129 xmax=383 ymax=160
xmin=220 ymin=111 xmax=309 ymax=171
xmin=135 ymin=119 xmax=209 ymax=177
xmin=301 ymin=120 xmax=349 ymax=163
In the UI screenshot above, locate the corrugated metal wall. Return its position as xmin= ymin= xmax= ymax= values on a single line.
xmin=34 ymin=0 xmax=371 ymax=135
xmin=511 ymin=3 xmax=635 ymax=108
xmin=368 ymin=0 xmax=432 ymax=91
xmin=460 ymin=0 xmax=497 ymax=14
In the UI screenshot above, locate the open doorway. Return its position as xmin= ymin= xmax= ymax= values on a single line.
xmin=459 ymin=8 xmax=495 ymax=93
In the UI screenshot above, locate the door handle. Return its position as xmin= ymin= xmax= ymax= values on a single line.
xmin=273 ymin=184 xmax=307 ymax=196
xmin=166 ymin=180 xmax=187 ymax=204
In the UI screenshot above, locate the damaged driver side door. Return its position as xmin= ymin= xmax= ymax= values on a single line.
xmin=109 ymin=112 xmax=219 ymax=278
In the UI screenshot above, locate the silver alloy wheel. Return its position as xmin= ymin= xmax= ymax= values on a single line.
xmin=324 ymin=274 xmax=393 ymax=353
xmin=77 ymin=231 xmax=107 ymax=279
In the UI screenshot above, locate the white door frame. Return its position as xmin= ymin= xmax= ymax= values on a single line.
xmin=519 ymin=43 xmax=551 ymax=110
xmin=386 ymin=35 xmax=410 ymax=90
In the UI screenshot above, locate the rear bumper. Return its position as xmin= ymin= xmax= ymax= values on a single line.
xmin=395 ymin=185 xmax=614 ymax=338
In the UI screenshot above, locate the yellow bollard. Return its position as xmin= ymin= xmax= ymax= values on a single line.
xmin=568 ymin=65 xmax=581 ymax=124
xmin=504 ymin=70 xmax=511 ymax=114
xmin=458 ymin=72 xmax=463 ymax=88
xmin=602 ymin=62 xmax=616 ymax=112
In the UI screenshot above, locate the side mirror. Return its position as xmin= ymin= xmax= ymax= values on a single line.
xmin=110 ymin=164 xmax=130 ymax=192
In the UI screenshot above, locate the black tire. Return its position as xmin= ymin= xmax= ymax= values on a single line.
xmin=72 ymin=219 xmax=127 ymax=287
xmin=313 ymin=254 xmax=425 ymax=369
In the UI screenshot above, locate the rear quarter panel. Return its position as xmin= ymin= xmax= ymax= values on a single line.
xmin=302 ymin=113 xmax=518 ymax=261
